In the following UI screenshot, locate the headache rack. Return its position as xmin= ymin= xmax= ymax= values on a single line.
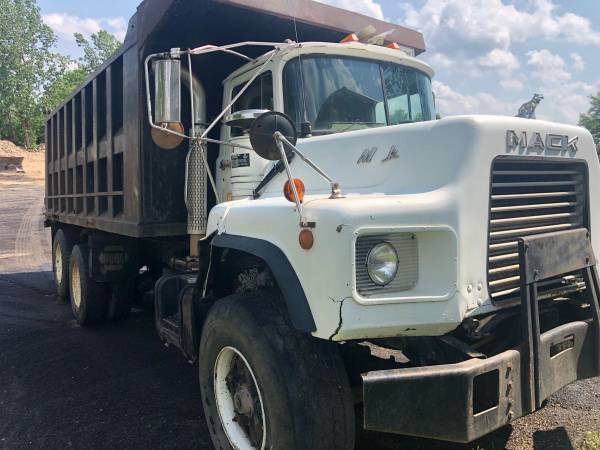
xmin=487 ymin=157 xmax=589 ymax=304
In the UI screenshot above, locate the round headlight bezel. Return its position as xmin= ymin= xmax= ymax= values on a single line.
xmin=366 ymin=242 xmax=399 ymax=286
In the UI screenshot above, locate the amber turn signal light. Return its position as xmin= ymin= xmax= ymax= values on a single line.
xmin=284 ymin=178 xmax=305 ymax=203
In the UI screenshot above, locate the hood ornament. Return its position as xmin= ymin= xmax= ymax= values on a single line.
xmin=516 ymin=93 xmax=544 ymax=119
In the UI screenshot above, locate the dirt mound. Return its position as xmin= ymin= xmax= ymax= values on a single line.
xmin=0 ymin=140 xmax=45 ymax=157
xmin=0 ymin=140 xmax=28 ymax=157
xmin=0 ymin=140 xmax=46 ymax=183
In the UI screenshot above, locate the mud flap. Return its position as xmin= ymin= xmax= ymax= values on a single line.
xmin=88 ymin=234 xmax=137 ymax=283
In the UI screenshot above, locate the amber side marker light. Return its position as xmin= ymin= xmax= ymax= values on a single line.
xmin=299 ymin=229 xmax=314 ymax=250
xmin=284 ymin=178 xmax=305 ymax=203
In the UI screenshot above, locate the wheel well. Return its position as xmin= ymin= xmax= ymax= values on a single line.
xmin=212 ymin=248 xmax=277 ymax=298
xmin=207 ymin=235 xmax=317 ymax=333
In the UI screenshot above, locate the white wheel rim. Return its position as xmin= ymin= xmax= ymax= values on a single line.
xmin=54 ymin=243 xmax=63 ymax=285
xmin=214 ymin=346 xmax=266 ymax=450
xmin=71 ymin=259 xmax=82 ymax=309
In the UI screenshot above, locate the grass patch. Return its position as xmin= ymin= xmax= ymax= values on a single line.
xmin=582 ymin=431 xmax=600 ymax=450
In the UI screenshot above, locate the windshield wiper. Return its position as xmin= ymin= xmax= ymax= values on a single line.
xmin=252 ymin=153 xmax=295 ymax=199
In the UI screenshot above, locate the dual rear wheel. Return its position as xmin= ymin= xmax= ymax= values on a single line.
xmin=52 ymin=229 xmax=133 ymax=326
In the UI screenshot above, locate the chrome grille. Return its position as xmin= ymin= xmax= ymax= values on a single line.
xmin=488 ymin=158 xmax=588 ymax=303
xmin=355 ymin=233 xmax=418 ymax=297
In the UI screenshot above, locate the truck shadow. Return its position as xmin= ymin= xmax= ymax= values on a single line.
xmin=532 ymin=427 xmax=573 ymax=450
xmin=356 ymin=424 xmax=512 ymax=450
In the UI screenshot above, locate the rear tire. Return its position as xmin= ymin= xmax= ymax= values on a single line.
xmin=52 ymin=229 xmax=74 ymax=300
xmin=199 ymin=290 xmax=355 ymax=450
xmin=69 ymin=244 xmax=108 ymax=325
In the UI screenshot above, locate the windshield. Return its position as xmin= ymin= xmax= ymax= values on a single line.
xmin=283 ymin=56 xmax=435 ymax=135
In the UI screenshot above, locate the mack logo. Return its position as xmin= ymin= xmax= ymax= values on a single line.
xmin=506 ymin=130 xmax=578 ymax=154
xmin=357 ymin=145 xmax=400 ymax=164
xmin=357 ymin=147 xmax=378 ymax=164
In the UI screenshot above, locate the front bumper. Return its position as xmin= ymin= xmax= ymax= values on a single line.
xmin=362 ymin=228 xmax=600 ymax=443
xmin=362 ymin=320 xmax=598 ymax=443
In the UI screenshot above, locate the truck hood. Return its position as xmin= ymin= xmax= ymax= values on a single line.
xmin=208 ymin=115 xmax=599 ymax=340
xmin=258 ymin=115 xmax=596 ymax=199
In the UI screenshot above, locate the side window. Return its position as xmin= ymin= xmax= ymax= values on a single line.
xmin=232 ymin=72 xmax=273 ymax=113
xmin=383 ymin=65 xmax=411 ymax=124
xmin=230 ymin=72 xmax=273 ymax=137
xmin=383 ymin=64 xmax=432 ymax=124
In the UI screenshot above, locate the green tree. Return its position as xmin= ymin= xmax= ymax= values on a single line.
xmin=75 ymin=30 xmax=121 ymax=73
xmin=0 ymin=0 xmax=63 ymax=147
xmin=42 ymin=30 xmax=121 ymax=114
xmin=579 ymin=92 xmax=600 ymax=155
xmin=41 ymin=65 xmax=86 ymax=113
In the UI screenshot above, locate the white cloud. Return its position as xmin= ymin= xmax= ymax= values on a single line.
xmin=402 ymin=0 xmax=600 ymax=55
xmin=526 ymin=49 xmax=571 ymax=84
xmin=43 ymin=13 xmax=127 ymax=43
xmin=535 ymin=80 xmax=600 ymax=124
xmin=432 ymin=80 xmax=517 ymax=116
xmin=317 ymin=0 xmax=384 ymax=20
xmin=500 ymin=79 xmax=524 ymax=91
xmin=400 ymin=0 xmax=597 ymax=125
xmin=570 ymin=52 xmax=585 ymax=72
xmin=478 ymin=48 xmax=520 ymax=76
xmin=400 ymin=0 xmax=598 ymax=86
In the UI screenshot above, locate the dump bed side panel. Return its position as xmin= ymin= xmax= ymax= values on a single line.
xmin=45 ymin=44 xmax=146 ymax=237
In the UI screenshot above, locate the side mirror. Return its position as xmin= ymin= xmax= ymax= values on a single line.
xmin=225 ymin=109 xmax=270 ymax=133
xmin=153 ymin=58 xmax=181 ymax=125
xmin=249 ymin=111 xmax=297 ymax=161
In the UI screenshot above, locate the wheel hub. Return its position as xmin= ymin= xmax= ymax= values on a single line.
xmin=233 ymin=386 xmax=254 ymax=416
xmin=54 ymin=244 xmax=63 ymax=284
xmin=71 ymin=260 xmax=82 ymax=309
xmin=214 ymin=346 xmax=266 ymax=450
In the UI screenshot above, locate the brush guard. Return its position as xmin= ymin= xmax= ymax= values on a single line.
xmin=362 ymin=228 xmax=600 ymax=443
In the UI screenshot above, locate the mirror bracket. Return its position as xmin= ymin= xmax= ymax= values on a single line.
xmin=273 ymin=133 xmax=307 ymax=226
xmin=275 ymin=132 xmax=343 ymax=200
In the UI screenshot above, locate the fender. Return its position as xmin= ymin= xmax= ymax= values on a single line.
xmin=211 ymin=233 xmax=317 ymax=333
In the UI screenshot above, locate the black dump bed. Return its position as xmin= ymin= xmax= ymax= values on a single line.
xmin=44 ymin=0 xmax=425 ymax=238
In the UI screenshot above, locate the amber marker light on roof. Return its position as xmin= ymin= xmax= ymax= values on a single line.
xmin=386 ymin=42 xmax=401 ymax=50
xmin=284 ymin=179 xmax=305 ymax=204
xmin=340 ymin=33 xmax=359 ymax=43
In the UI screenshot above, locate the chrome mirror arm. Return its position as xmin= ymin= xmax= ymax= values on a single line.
xmin=274 ymin=134 xmax=307 ymax=226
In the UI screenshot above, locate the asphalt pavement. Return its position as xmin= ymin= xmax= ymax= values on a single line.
xmin=0 ymin=178 xmax=598 ymax=450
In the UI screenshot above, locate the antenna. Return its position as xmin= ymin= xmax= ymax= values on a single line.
xmin=289 ymin=0 xmax=310 ymax=136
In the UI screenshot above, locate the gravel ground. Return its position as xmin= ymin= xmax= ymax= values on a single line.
xmin=0 ymin=169 xmax=598 ymax=450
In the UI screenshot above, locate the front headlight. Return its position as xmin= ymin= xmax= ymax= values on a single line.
xmin=366 ymin=242 xmax=399 ymax=286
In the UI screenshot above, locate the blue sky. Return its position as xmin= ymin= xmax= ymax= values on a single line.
xmin=40 ymin=0 xmax=600 ymax=124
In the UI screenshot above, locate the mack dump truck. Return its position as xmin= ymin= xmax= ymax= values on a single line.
xmin=44 ymin=0 xmax=600 ymax=448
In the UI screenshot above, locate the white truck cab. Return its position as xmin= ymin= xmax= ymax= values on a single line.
xmin=216 ymin=42 xmax=434 ymax=201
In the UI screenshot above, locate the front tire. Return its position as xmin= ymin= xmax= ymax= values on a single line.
xmin=199 ymin=291 xmax=355 ymax=450
xmin=69 ymin=244 xmax=108 ymax=325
